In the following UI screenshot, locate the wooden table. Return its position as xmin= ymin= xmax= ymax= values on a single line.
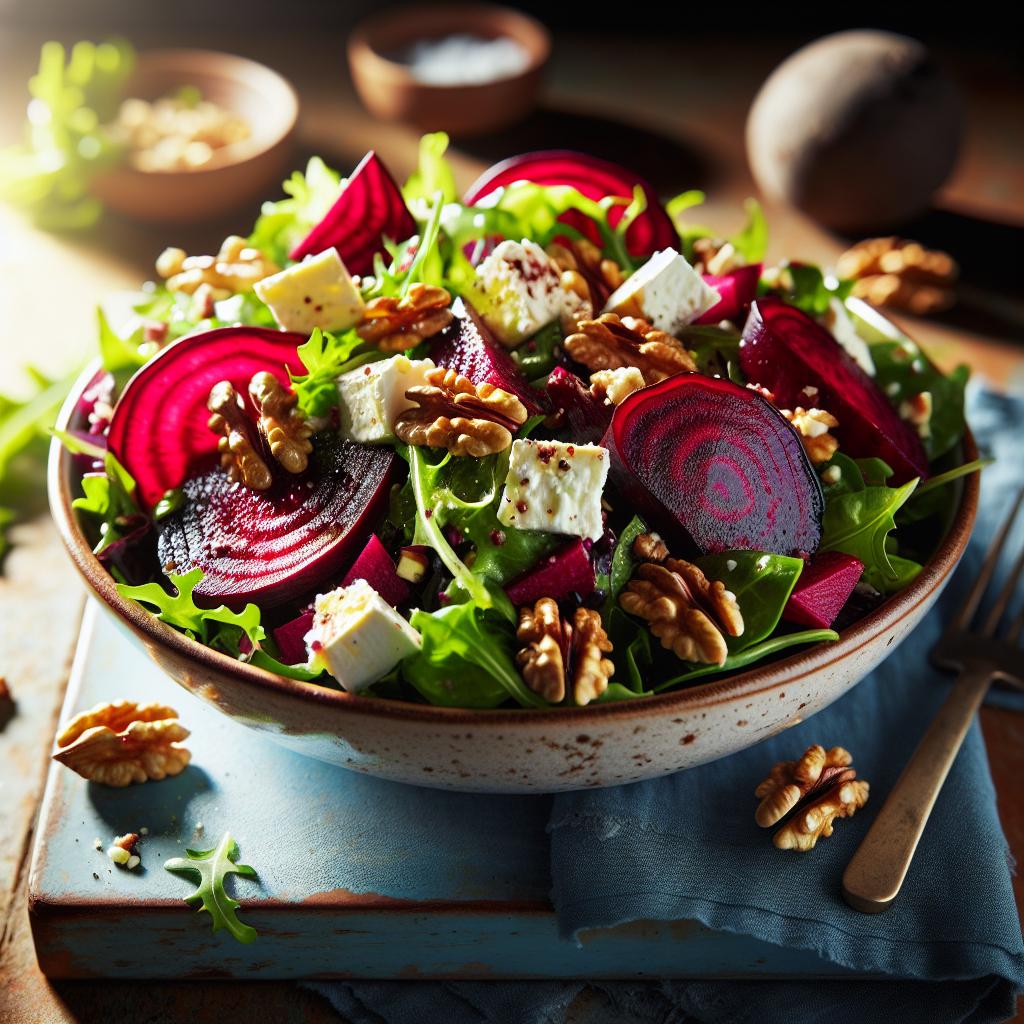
xmin=1 ymin=26 xmax=1021 ymax=1024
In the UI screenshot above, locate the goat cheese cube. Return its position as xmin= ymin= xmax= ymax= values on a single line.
xmin=497 ymin=439 xmax=609 ymax=542
xmin=304 ymin=580 xmax=421 ymax=693
xmin=468 ymin=239 xmax=569 ymax=347
xmin=337 ymin=355 xmax=436 ymax=443
xmin=603 ymin=248 xmax=720 ymax=335
xmin=254 ymin=248 xmax=365 ymax=334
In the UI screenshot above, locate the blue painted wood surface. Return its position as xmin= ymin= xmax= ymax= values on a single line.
xmin=29 ymin=603 xmax=853 ymax=980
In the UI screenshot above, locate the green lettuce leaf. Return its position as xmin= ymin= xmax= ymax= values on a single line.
xmin=69 ymin=448 xmax=139 ymax=555
xmin=288 ymin=327 xmax=376 ymax=418
xmin=96 ymin=307 xmax=146 ymax=373
xmin=405 ymin=603 xmax=546 ymax=708
xmin=402 ymin=131 xmax=458 ymax=206
xmin=164 ymin=832 xmax=258 ymax=944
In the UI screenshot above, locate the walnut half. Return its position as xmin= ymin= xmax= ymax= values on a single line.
xmin=396 ymin=367 xmax=527 ymax=457
xmin=207 ymin=380 xmax=273 ymax=490
xmin=248 ymin=372 xmax=313 ymax=474
xmin=565 ymin=313 xmax=696 ymax=386
xmin=755 ymin=744 xmax=869 ymax=851
xmin=357 ymin=283 xmax=454 ymax=351
xmin=53 ymin=701 xmax=191 ymax=787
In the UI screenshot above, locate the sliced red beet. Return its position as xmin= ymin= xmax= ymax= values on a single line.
xmin=340 ymin=533 xmax=409 ymax=607
xmin=739 ymin=298 xmax=928 ymax=483
xmin=429 ymin=299 xmax=547 ymax=416
xmin=603 ymin=373 xmax=823 ymax=557
xmin=464 ymin=151 xmax=678 ymax=259
xmin=289 ymin=151 xmax=417 ymax=273
xmin=273 ymin=610 xmax=314 ymax=665
xmin=505 ymin=539 xmax=595 ymax=607
xmin=546 ymin=366 xmax=611 ymax=444
xmin=107 ymin=326 xmax=308 ymax=511
xmin=695 ymin=264 xmax=762 ymax=325
xmin=156 ymin=433 xmax=395 ymax=610
xmin=783 ymin=552 xmax=864 ymax=629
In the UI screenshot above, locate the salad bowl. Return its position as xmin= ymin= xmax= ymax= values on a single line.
xmin=49 ymin=313 xmax=977 ymax=794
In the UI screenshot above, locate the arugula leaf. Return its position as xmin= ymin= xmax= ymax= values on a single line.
xmin=117 ymin=567 xmax=266 ymax=655
xmin=869 ymin=339 xmax=969 ymax=461
xmin=696 ymin=551 xmax=804 ymax=652
xmin=289 ymin=327 xmax=377 ymax=418
xmin=248 ymin=648 xmax=325 ymax=682
xmin=164 ymin=832 xmax=258 ymax=944
xmin=403 ymin=131 xmax=458 ymax=206
xmin=665 ymin=192 xmax=767 ymax=264
xmin=820 ymin=478 xmax=919 ymax=592
xmin=248 ymin=156 xmax=342 ymax=266
xmin=654 ymin=629 xmax=839 ymax=692
xmin=405 ymin=603 xmax=546 ymax=708
xmin=71 ymin=450 xmax=139 ymax=554
xmin=897 ymin=457 xmax=991 ymax=526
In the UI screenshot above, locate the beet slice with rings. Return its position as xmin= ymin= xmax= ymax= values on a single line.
xmin=463 ymin=150 xmax=678 ymax=259
xmin=107 ymin=327 xmax=308 ymax=512
xmin=157 ymin=433 xmax=395 ymax=610
xmin=603 ymin=373 xmax=823 ymax=557
xmin=695 ymin=264 xmax=762 ymax=325
xmin=429 ymin=299 xmax=548 ymax=416
xmin=739 ymin=297 xmax=928 ymax=483
xmin=289 ymin=151 xmax=417 ymax=273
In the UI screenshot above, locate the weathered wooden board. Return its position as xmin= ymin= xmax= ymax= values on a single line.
xmin=28 ymin=603 xmax=854 ymax=981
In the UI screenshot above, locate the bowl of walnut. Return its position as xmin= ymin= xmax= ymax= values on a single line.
xmin=90 ymin=49 xmax=298 ymax=225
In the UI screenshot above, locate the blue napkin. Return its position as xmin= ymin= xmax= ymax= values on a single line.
xmin=309 ymin=387 xmax=1024 ymax=1024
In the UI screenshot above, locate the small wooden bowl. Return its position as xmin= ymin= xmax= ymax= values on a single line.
xmin=91 ymin=49 xmax=298 ymax=226
xmin=348 ymin=4 xmax=550 ymax=138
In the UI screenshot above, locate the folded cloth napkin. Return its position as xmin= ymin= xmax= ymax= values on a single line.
xmin=308 ymin=387 xmax=1024 ymax=1024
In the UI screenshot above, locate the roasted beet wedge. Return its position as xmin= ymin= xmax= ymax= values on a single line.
xmin=604 ymin=373 xmax=823 ymax=557
xmin=463 ymin=150 xmax=678 ymax=259
xmin=340 ymin=533 xmax=409 ymax=607
xmin=108 ymin=327 xmax=307 ymax=511
xmin=273 ymin=611 xmax=314 ymax=665
xmin=695 ymin=264 xmax=762 ymax=325
xmin=429 ymin=299 xmax=547 ymax=416
xmin=783 ymin=551 xmax=864 ymax=629
xmin=739 ymin=298 xmax=928 ymax=483
xmin=546 ymin=366 xmax=611 ymax=444
xmin=505 ymin=539 xmax=596 ymax=607
xmin=289 ymin=151 xmax=417 ymax=273
xmin=157 ymin=434 xmax=395 ymax=610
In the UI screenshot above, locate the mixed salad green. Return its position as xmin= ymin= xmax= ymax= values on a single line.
xmin=60 ymin=133 xmax=979 ymax=708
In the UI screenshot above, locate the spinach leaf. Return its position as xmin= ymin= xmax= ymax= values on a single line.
xmin=897 ymin=457 xmax=991 ymax=526
xmin=513 ymin=320 xmax=563 ymax=379
xmin=653 ymin=628 xmax=839 ymax=693
xmin=782 ymin=264 xmax=852 ymax=316
xmin=600 ymin=515 xmax=647 ymax=620
xmin=405 ymin=603 xmax=546 ymax=708
xmin=597 ymin=682 xmax=651 ymax=702
xmin=696 ymin=551 xmax=805 ymax=652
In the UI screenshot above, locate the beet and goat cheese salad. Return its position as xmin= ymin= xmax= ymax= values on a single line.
xmin=62 ymin=135 xmax=978 ymax=709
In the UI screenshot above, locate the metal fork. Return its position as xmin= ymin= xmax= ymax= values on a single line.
xmin=842 ymin=488 xmax=1024 ymax=914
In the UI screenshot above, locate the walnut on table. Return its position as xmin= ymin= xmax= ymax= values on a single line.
xmin=755 ymin=744 xmax=870 ymax=851
xmin=565 ymin=313 xmax=696 ymax=386
xmin=395 ymin=367 xmax=528 ymax=457
xmin=836 ymin=237 xmax=958 ymax=315
xmin=357 ymin=283 xmax=454 ymax=351
xmin=620 ymin=558 xmax=743 ymax=667
xmin=52 ymin=701 xmax=191 ymax=787
xmin=516 ymin=599 xmax=614 ymax=706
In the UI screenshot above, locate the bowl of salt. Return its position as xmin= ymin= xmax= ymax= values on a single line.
xmin=348 ymin=3 xmax=550 ymax=137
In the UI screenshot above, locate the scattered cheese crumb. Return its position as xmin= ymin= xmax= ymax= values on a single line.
xmin=107 ymin=846 xmax=130 ymax=865
xmin=92 ymin=837 xmax=103 ymax=851
xmin=126 ymin=855 xmax=141 ymax=870
xmin=822 ymin=465 xmax=842 ymax=485
xmin=726 ymin=558 xmax=738 ymax=572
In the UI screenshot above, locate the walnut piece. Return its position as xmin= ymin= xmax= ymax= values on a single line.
xmin=395 ymin=367 xmax=527 ymax=457
xmin=690 ymin=237 xmax=745 ymax=277
xmin=780 ymin=406 xmax=840 ymax=465
xmin=207 ymin=381 xmax=273 ymax=490
xmin=248 ymin=372 xmax=313 ymax=474
xmin=620 ymin=559 xmax=743 ymax=666
xmin=755 ymin=744 xmax=869 ymax=851
xmin=547 ymin=239 xmax=625 ymax=328
xmin=836 ymin=237 xmax=957 ymax=315
xmin=565 ymin=313 xmax=696 ymax=386
xmin=357 ymin=283 xmax=454 ymax=351
xmin=515 ymin=599 xmax=614 ymax=705
xmin=632 ymin=531 xmax=669 ymax=564
xmin=589 ymin=366 xmax=646 ymax=406
xmin=158 ymin=235 xmax=279 ymax=297
xmin=53 ymin=701 xmax=191 ymax=787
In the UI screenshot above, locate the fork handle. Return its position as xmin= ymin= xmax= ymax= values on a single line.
xmin=841 ymin=663 xmax=994 ymax=913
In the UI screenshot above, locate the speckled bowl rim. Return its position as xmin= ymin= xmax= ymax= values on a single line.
xmin=48 ymin=317 xmax=979 ymax=726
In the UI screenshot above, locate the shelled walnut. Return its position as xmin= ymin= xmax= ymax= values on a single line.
xmin=620 ymin=558 xmax=743 ymax=666
xmin=780 ymin=406 xmax=840 ymax=465
xmin=395 ymin=367 xmax=527 ymax=457
xmin=156 ymin=235 xmax=279 ymax=297
xmin=755 ymin=744 xmax=869 ymax=851
xmin=53 ymin=701 xmax=191 ymax=787
xmin=516 ymin=599 xmax=614 ymax=706
xmin=836 ymin=237 xmax=957 ymax=315
xmin=589 ymin=366 xmax=646 ymax=406
xmin=248 ymin=372 xmax=313 ymax=474
xmin=357 ymin=284 xmax=454 ymax=351
xmin=207 ymin=381 xmax=273 ymax=490
xmin=690 ymin=237 xmax=745 ymax=276
xmin=565 ymin=314 xmax=696 ymax=385
xmin=547 ymin=239 xmax=625 ymax=327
